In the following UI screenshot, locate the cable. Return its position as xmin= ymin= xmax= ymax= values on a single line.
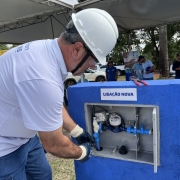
xmin=121 ymin=116 xmax=125 ymax=128
xmin=96 ymin=105 xmax=108 ymax=112
xmin=92 ymin=106 xmax=95 ymax=116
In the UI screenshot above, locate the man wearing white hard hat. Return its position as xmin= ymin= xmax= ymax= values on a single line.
xmin=0 ymin=8 xmax=118 ymax=179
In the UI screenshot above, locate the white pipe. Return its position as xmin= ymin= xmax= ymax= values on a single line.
xmin=93 ymin=119 xmax=99 ymax=133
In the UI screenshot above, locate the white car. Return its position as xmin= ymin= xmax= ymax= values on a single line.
xmin=94 ymin=64 xmax=125 ymax=76
xmin=169 ymin=64 xmax=175 ymax=77
xmin=64 ymin=68 xmax=106 ymax=88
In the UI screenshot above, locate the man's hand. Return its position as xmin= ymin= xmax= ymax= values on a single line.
xmin=146 ymin=69 xmax=154 ymax=74
xmin=70 ymin=125 xmax=94 ymax=145
xmin=75 ymin=130 xmax=95 ymax=145
xmin=76 ymin=142 xmax=92 ymax=163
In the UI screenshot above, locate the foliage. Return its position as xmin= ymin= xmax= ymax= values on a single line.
xmin=0 ymin=44 xmax=10 ymax=50
xmin=10 ymin=44 xmax=18 ymax=49
xmin=138 ymin=23 xmax=180 ymax=68
xmin=108 ymin=32 xmax=141 ymax=65
xmin=167 ymin=23 xmax=180 ymax=63
xmin=109 ymin=22 xmax=180 ymax=71
xmin=138 ymin=27 xmax=159 ymax=67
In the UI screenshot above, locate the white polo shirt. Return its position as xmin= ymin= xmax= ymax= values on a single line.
xmin=0 ymin=38 xmax=68 ymax=157
xmin=124 ymin=57 xmax=131 ymax=63
xmin=142 ymin=60 xmax=154 ymax=79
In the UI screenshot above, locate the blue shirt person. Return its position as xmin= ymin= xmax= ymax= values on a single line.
xmin=77 ymin=74 xmax=89 ymax=83
xmin=138 ymin=55 xmax=155 ymax=80
xmin=132 ymin=60 xmax=143 ymax=80
xmin=172 ymin=53 xmax=180 ymax=79
xmin=106 ymin=61 xmax=118 ymax=81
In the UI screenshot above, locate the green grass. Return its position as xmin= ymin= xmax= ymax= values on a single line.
xmin=117 ymin=75 xmax=126 ymax=81
xmin=47 ymin=153 xmax=75 ymax=180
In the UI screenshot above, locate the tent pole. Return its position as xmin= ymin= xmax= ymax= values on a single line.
xmin=50 ymin=16 xmax=55 ymax=39
xmin=159 ymin=25 xmax=169 ymax=77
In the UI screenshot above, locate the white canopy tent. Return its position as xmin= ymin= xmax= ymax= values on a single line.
xmin=1 ymin=0 xmax=180 ymax=44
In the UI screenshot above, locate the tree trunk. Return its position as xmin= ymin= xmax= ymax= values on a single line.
xmin=159 ymin=25 xmax=169 ymax=77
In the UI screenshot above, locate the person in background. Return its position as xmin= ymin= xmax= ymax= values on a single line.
xmin=138 ymin=55 xmax=155 ymax=80
xmin=123 ymin=52 xmax=135 ymax=81
xmin=132 ymin=58 xmax=143 ymax=80
xmin=123 ymin=52 xmax=136 ymax=69
xmin=106 ymin=61 xmax=118 ymax=81
xmin=0 ymin=8 xmax=119 ymax=179
xmin=77 ymin=73 xmax=89 ymax=83
xmin=172 ymin=53 xmax=180 ymax=79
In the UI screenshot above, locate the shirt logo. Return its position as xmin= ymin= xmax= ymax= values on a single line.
xmin=25 ymin=42 xmax=31 ymax=50
xmin=15 ymin=43 xmax=31 ymax=53
xmin=16 ymin=46 xmax=23 ymax=52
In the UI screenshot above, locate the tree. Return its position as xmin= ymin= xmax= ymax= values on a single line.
xmin=0 ymin=44 xmax=9 ymax=50
xmin=167 ymin=23 xmax=180 ymax=63
xmin=108 ymin=31 xmax=141 ymax=65
xmin=139 ymin=27 xmax=159 ymax=67
xmin=139 ymin=22 xmax=180 ymax=73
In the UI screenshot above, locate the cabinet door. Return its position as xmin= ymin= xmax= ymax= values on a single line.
xmin=152 ymin=108 xmax=158 ymax=173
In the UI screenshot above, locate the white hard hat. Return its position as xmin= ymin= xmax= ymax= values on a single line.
xmin=72 ymin=8 xmax=119 ymax=65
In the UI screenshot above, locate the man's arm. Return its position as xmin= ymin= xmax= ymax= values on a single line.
xmin=150 ymin=65 xmax=155 ymax=72
xmin=131 ymin=69 xmax=137 ymax=77
xmin=124 ymin=59 xmax=135 ymax=68
xmin=39 ymin=107 xmax=93 ymax=162
xmin=173 ymin=62 xmax=180 ymax=71
xmin=39 ymin=126 xmax=82 ymax=159
xmin=62 ymin=106 xmax=77 ymax=132
xmin=15 ymin=79 xmax=91 ymax=161
xmin=172 ymin=63 xmax=175 ymax=71
xmin=62 ymin=106 xmax=94 ymax=145
xmin=146 ymin=64 xmax=155 ymax=74
xmin=175 ymin=67 xmax=180 ymax=70
xmin=124 ymin=62 xmax=129 ymax=69
xmin=131 ymin=64 xmax=137 ymax=77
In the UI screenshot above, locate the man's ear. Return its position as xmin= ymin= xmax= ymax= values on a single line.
xmin=72 ymin=42 xmax=84 ymax=57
